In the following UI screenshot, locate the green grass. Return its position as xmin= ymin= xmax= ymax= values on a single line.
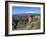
xmin=29 ymin=18 xmax=40 ymax=30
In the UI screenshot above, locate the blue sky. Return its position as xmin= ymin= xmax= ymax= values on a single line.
xmin=12 ymin=6 xmax=40 ymax=15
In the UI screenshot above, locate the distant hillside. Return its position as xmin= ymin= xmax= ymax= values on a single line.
xmin=13 ymin=13 xmax=40 ymax=16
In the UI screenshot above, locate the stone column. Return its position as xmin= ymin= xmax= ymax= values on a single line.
xmin=28 ymin=16 xmax=32 ymax=23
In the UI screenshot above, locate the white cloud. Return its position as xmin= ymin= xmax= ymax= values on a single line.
xmin=25 ymin=11 xmax=37 ymax=13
